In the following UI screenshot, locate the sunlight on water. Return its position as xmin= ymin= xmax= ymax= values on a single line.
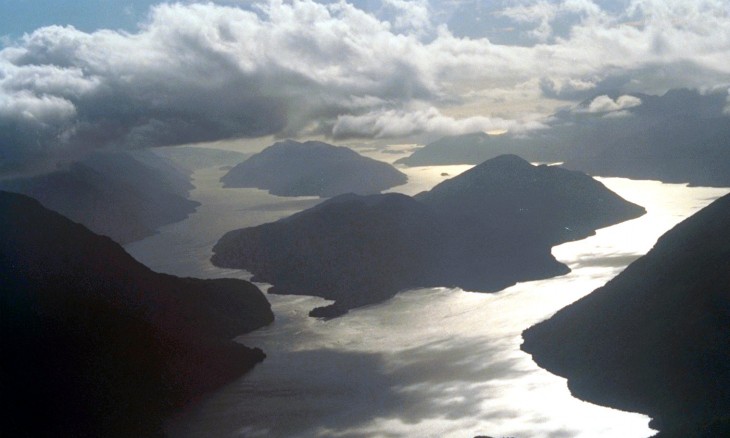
xmin=128 ymin=162 xmax=729 ymax=438
xmin=125 ymin=168 xmax=321 ymax=279
xmin=385 ymin=164 xmax=475 ymax=196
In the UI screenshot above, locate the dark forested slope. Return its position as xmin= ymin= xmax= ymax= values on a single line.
xmin=522 ymin=193 xmax=730 ymax=438
xmin=1 ymin=191 xmax=274 ymax=437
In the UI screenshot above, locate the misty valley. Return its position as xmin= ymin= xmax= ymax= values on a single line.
xmin=2 ymin=2 xmax=730 ymax=437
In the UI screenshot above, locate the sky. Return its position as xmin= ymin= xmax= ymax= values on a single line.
xmin=1 ymin=0 xmax=729 ymax=175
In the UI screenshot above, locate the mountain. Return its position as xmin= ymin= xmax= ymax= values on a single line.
xmin=416 ymin=154 xmax=645 ymax=246
xmin=212 ymin=155 xmax=644 ymax=317
xmin=152 ymin=146 xmax=249 ymax=171
xmin=394 ymin=131 xmax=546 ymax=166
xmin=0 ymin=150 xmax=200 ymax=244
xmin=522 ymin=193 xmax=730 ymax=438
xmin=1 ymin=191 xmax=274 ymax=437
xmin=396 ymin=89 xmax=730 ymax=187
xmin=220 ymin=140 xmax=407 ymax=197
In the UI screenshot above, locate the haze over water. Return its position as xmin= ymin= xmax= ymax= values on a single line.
xmin=126 ymin=157 xmax=729 ymax=438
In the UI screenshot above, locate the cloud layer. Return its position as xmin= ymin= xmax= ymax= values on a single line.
xmin=1 ymin=0 xmax=729 ymax=174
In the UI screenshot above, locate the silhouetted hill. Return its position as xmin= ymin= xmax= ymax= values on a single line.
xmin=396 ymin=89 xmax=730 ymax=187
xmin=522 ymin=193 xmax=730 ymax=438
xmin=220 ymin=140 xmax=407 ymax=197
xmin=214 ymin=193 xmax=445 ymax=317
xmin=416 ymin=154 xmax=646 ymax=246
xmin=0 ymin=151 xmax=200 ymax=244
xmin=213 ymin=155 xmax=644 ymax=317
xmin=1 ymin=191 xmax=274 ymax=437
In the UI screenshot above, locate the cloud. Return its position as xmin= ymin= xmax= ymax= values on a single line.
xmin=0 ymin=2 xmax=438 ymax=174
xmin=331 ymin=106 xmax=547 ymax=139
xmin=578 ymin=94 xmax=642 ymax=114
xmin=381 ymin=0 xmax=432 ymax=36
xmin=1 ymin=0 xmax=729 ymax=174
xmin=495 ymin=0 xmax=603 ymax=43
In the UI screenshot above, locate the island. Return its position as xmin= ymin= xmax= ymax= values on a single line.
xmin=220 ymin=139 xmax=408 ymax=197
xmin=1 ymin=191 xmax=275 ymax=437
xmin=522 ymin=193 xmax=730 ymax=438
xmin=212 ymin=155 xmax=645 ymax=317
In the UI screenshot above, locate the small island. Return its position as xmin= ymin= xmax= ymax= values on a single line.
xmin=212 ymin=155 xmax=645 ymax=317
xmin=1 ymin=191 xmax=274 ymax=437
xmin=522 ymin=193 xmax=730 ymax=437
xmin=220 ymin=139 xmax=407 ymax=197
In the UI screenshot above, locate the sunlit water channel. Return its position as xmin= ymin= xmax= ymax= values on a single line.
xmin=125 ymin=160 xmax=728 ymax=438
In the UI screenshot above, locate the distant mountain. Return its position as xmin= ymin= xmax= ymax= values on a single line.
xmin=522 ymin=193 xmax=730 ymax=438
xmin=220 ymin=140 xmax=407 ymax=197
xmin=1 ymin=191 xmax=274 ymax=437
xmin=212 ymin=155 xmax=644 ymax=317
xmin=396 ymin=89 xmax=730 ymax=187
xmin=394 ymin=132 xmax=546 ymax=166
xmin=153 ymin=146 xmax=249 ymax=171
xmin=0 ymin=150 xmax=200 ymax=244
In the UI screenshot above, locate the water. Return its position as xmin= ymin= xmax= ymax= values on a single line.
xmin=125 ymin=163 xmax=728 ymax=438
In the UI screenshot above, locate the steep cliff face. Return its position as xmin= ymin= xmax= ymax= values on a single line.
xmin=522 ymin=193 xmax=730 ymax=438
xmin=1 ymin=191 xmax=274 ymax=437
xmin=220 ymin=140 xmax=407 ymax=197
xmin=213 ymin=155 xmax=644 ymax=317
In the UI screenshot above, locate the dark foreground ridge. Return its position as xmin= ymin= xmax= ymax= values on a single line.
xmin=212 ymin=155 xmax=645 ymax=317
xmin=1 ymin=191 xmax=274 ymax=437
xmin=220 ymin=139 xmax=407 ymax=197
xmin=522 ymin=193 xmax=730 ymax=438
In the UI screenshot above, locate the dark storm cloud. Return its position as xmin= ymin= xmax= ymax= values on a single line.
xmin=0 ymin=2 xmax=439 ymax=174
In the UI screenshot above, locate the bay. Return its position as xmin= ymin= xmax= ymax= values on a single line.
xmin=126 ymin=162 xmax=728 ymax=438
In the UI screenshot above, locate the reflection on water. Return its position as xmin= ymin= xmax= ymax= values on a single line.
xmin=126 ymin=164 xmax=728 ymax=438
xmin=125 ymin=168 xmax=321 ymax=279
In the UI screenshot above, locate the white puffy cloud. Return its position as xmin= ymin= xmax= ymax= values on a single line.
xmin=381 ymin=0 xmax=432 ymax=35
xmin=0 ymin=0 xmax=729 ymax=174
xmin=332 ymin=105 xmax=547 ymax=139
xmin=579 ymin=95 xmax=643 ymax=114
